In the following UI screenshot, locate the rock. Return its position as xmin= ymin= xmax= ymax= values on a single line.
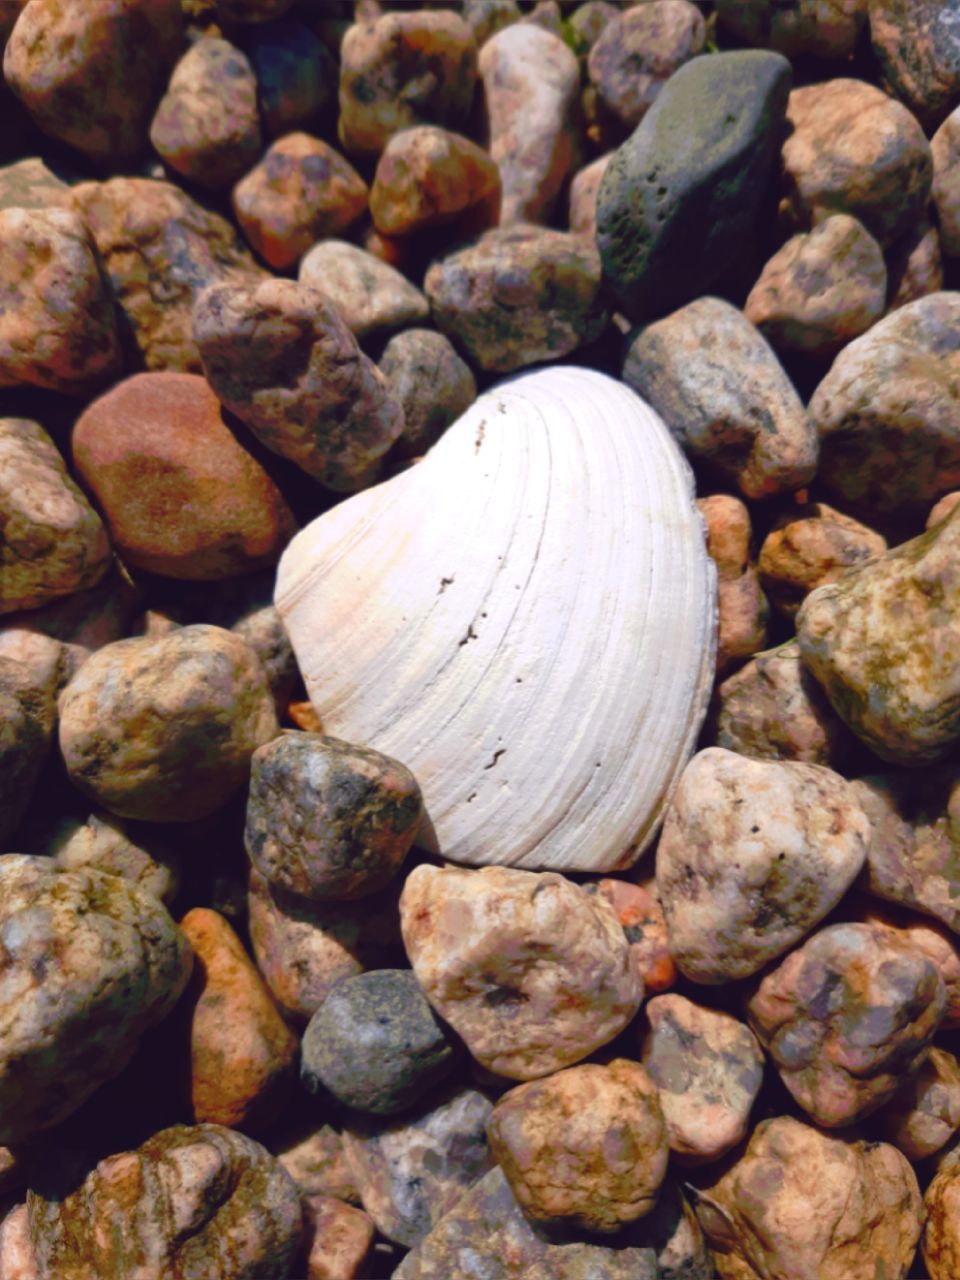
xmin=273 ymin=1120 xmax=360 ymax=1203
xmin=150 ymin=36 xmax=261 ymax=190
xmin=933 ymin=109 xmax=960 ymax=262
xmin=2 ymin=0 xmax=182 ymax=164
xmin=395 ymin=1166 xmax=713 ymax=1280
xmin=656 ymin=747 xmax=869 ymax=983
xmin=0 ymin=208 xmax=120 ymax=395
xmin=487 ymin=1060 xmax=668 ymax=1232
xmin=929 ymin=490 xmax=960 ymax=527
xmin=342 ymin=1087 xmax=493 ymax=1247
xmin=338 ymin=9 xmax=477 ymax=156
xmin=711 ymin=639 xmax=855 ymax=768
xmin=852 ymin=769 xmax=960 ymax=932
xmin=462 ymin=0 xmax=521 ymax=47
xmin=797 ymin=504 xmax=960 ymax=763
xmin=399 ymin=863 xmax=642 ymax=1080
xmin=693 ymin=1115 xmax=922 ymax=1280
xmin=247 ymin=19 xmax=336 ymax=137
xmin=301 ymin=969 xmax=459 ymax=1115
xmin=0 ymin=655 xmax=56 ymax=851
xmin=747 ymin=922 xmax=946 ymax=1126
xmin=479 ymin=23 xmax=580 ymax=225
xmin=878 ymin=1047 xmax=960 ymax=1160
xmin=425 ymin=224 xmax=607 ymax=373
xmin=809 ymin=294 xmax=960 ymax=519
xmin=715 ymin=0 xmax=867 ymax=57
xmin=745 ymin=215 xmax=886 ymax=359
xmin=758 ymin=502 xmax=887 ymax=618
xmin=0 ymin=156 xmax=71 ymax=211
xmin=248 ymin=868 xmax=402 ymax=1023
xmin=887 ymin=216 xmax=944 ymax=310
xmin=59 ymin=624 xmax=278 ymax=823
xmin=193 ymin=278 xmax=404 ymax=491
xmin=179 ymin=908 xmax=298 ymax=1132
xmin=72 ymin=371 xmax=296 ymax=579
xmin=302 ymin=1195 xmax=374 ymax=1280
xmin=66 ymin=176 xmax=264 ymax=373
xmin=641 ymin=996 xmax=764 ymax=1164
xmin=585 ymin=878 xmax=676 ymax=994
xmin=696 ymin=494 xmax=769 ymax=675
xmin=369 ymin=126 xmax=500 ymax=237
xmin=587 ymin=1 xmax=705 ymax=141
xmin=0 ymin=1200 xmax=34 ymax=1280
xmin=0 ymin=419 xmax=110 ymax=616
xmin=27 ymin=1124 xmax=303 ymax=1279
xmin=867 ymin=908 xmax=960 ymax=1028
xmin=246 ymin=734 xmax=421 ymax=903
xmin=232 ymin=133 xmax=367 ymax=270
xmin=228 ymin=603 xmax=297 ymax=718
xmin=52 ymin=811 xmax=181 ymax=907
xmin=781 ymin=78 xmax=932 ymax=248
xmin=625 ymin=299 xmax=816 ymax=500
xmin=568 ymin=153 xmax=611 ymax=238
xmin=924 ymin=1157 xmax=960 ymax=1278
xmin=870 ymin=0 xmax=960 ymax=130
xmin=596 ymin=50 xmax=791 ymax=324
xmin=0 ymin=856 xmax=191 ymax=1145
xmin=298 ymin=240 xmax=429 ymax=340
xmin=379 ymin=328 xmax=477 ymax=458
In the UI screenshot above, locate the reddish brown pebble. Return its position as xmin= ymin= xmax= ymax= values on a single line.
xmin=886 ymin=217 xmax=944 ymax=310
xmin=273 ymin=1120 xmax=361 ymax=1204
xmin=924 ymin=1157 xmax=960 ymax=1278
xmin=587 ymin=878 xmax=676 ymax=994
xmin=696 ymin=494 xmax=769 ymax=675
xmin=758 ymin=501 xmax=887 ymax=618
xmin=370 ymin=125 xmax=500 ymax=237
xmin=302 ymin=1196 xmax=374 ymax=1280
xmin=870 ymin=0 xmax=960 ymax=130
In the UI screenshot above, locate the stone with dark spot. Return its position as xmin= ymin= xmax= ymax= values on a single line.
xmin=52 ymin=811 xmax=181 ymax=907
xmin=246 ymin=19 xmax=336 ymax=138
xmin=301 ymin=969 xmax=459 ymax=1115
xmin=870 ymin=0 xmax=960 ymax=130
xmin=585 ymin=878 xmax=676 ymax=994
xmin=596 ymin=50 xmax=791 ymax=324
xmin=369 ymin=125 xmax=500 ymax=237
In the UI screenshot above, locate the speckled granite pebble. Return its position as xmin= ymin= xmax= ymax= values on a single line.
xmin=379 ymin=328 xmax=476 ymax=458
xmin=298 ymin=239 xmax=429 ymax=340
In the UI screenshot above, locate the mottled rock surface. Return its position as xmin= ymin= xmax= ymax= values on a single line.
xmin=0 ymin=155 xmax=71 ymax=211
xmin=758 ymin=502 xmax=887 ymax=618
xmin=400 ymin=864 xmax=642 ymax=1079
xmin=0 ymin=654 xmax=56 ymax=851
xmin=870 ymin=0 xmax=960 ymax=129
xmin=586 ymin=878 xmax=676 ymax=994
xmin=933 ymin=108 xmax=960 ymax=259
xmin=747 ymin=922 xmax=946 ymax=1126
xmin=887 ymin=216 xmax=944 ymax=310
xmin=302 ymin=1195 xmax=373 ymax=1280
xmin=879 ymin=1047 xmax=960 ymax=1160
xmin=625 ymin=298 xmax=816 ymax=500
xmin=379 ymin=328 xmax=476 ymax=458
xmin=697 ymin=494 xmax=769 ymax=675
xmin=924 ymin=1157 xmax=960 ymax=1279
xmin=59 ymin=625 xmax=278 ymax=823
xmin=298 ymin=239 xmax=429 ymax=340
xmin=193 ymin=278 xmax=403 ymax=491
xmin=52 ymin=811 xmax=180 ymax=907
xmin=273 ymin=1120 xmax=360 ymax=1203
xmin=657 ymin=748 xmax=868 ymax=982
xmin=369 ymin=125 xmax=500 ymax=236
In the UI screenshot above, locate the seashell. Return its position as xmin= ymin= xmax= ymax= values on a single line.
xmin=276 ymin=366 xmax=716 ymax=873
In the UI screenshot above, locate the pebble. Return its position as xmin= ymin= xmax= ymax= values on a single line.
xmin=868 ymin=908 xmax=960 ymax=1029
xmin=656 ymin=747 xmax=869 ymax=983
xmin=758 ymin=501 xmax=887 ymax=618
xmin=797 ymin=504 xmax=960 ymax=763
xmin=587 ymin=1 xmax=705 ymax=141
xmin=27 ymin=1123 xmax=303 ymax=1279
xmin=479 ymin=23 xmax=579 ymax=225
xmin=0 ymin=155 xmax=71 ymax=212
xmin=193 ymin=278 xmax=404 ymax=491
xmin=0 ymin=418 xmax=110 ymax=615
xmin=596 ymin=50 xmax=791 ymax=323
xmin=248 ymin=867 xmax=402 ymax=1023
xmin=810 ymin=293 xmax=960 ymax=519
xmin=568 ymin=152 xmax=611 ymax=238
xmin=0 ymin=855 xmax=191 ymax=1145
xmin=887 ymin=216 xmax=944 ymax=310
xmin=179 ymin=908 xmax=298 ymax=1133
xmin=58 ymin=624 xmax=278 ymax=823
xmin=745 ymin=215 xmax=887 ymax=360
xmin=3 ymin=0 xmax=182 ymax=164
xmin=150 ymin=36 xmax=262 ymax=190
xmin=246 ymin=19 xmax=336 ymax=137
xmin=0 ymin=654 xmax=56 ymax=851
xmin=273 ymin=1119 xmax=360 ymax=1203
xmin=298 ymin=239 xmax=429 ymax=340
xmin=626 ymin=298 xmax=817 ymax=500
xmin=232 ymin=133 xmax=368 ymax=270
xmin=400 ymin=863 xmax=643 ymax=1080
xmin=301 ymin=1195 xmax=374 ymax=1280
xmin=487 ymin=1059 xmax=668 ymax=1232
xmin=870 ymin=0 xmax=960 ymax=130
xmin=747 ymin=922 xmax=946 ymax=1126
xmin=52 ymin=811 xmax=181 ymax=907
xmin=711 ymin=638 xmax=855 ymax=768
xmin=379 ymin=328 xmax=476 ymax=458
xmin=72 ymin=371 xmax=296 ymax=579
xmin=300 ymin=969 xmax=459 ymax=1115
xmin=641 ymin=995 xmax=764 ymax=1165
xmin=462 ymin=0 xmax=521 ymax=48
xmin=369 ymin=125 xmax=500 ymax=237
xmin=780 ymin=78 xmax=932 ymax=247
xmin=585 ymin=878 xmax=676 ymax=994
xmin=933 ymin=108 xmax=960 ymax=259
xmin=424 ymin=224 xmax=607 ymax=372
xmin=878 ymin=1047 xmax=960 ymax=1160
xmin=338 ymin=9 xmax=477 ymax=156
xmin=715 ymin=0 xmax=868 ymax=58
xmin=693 ymin=1115 xmax=922 ymax=1280
xmin=342 ymin=1087 xmax=493 ymax=1248
xmin=0 ymin=207 xmax=120 ymax=395
xmin=66 ymin=176 xmax=265 ymax=373
xmin=923 ymin=1157 xmax=960 ymax=1278
xmin=696 ymin=494 xmax=769 ymax=675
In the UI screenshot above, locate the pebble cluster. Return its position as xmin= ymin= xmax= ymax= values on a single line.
xmin=2 ymin=0 xmax=960 ymax=1277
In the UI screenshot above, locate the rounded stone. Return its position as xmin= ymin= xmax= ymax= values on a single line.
xmin=72 ymin=371 xmax=296 ymax=580
xmin=58 ymin=624 xmax=279 ymax=823
xmin=246 ymin=733 xmax=422 ymax=902
xmin=887 ymin=216 xmax=944 ymax=310
xmin=379 ymin=328 xmax=477 ymax=459
xmin=370 ymin=125 xmax=500 ymax=237
xmin=301 ymin=969 xmax=460 ymax=1115
xmin=933 ymin=106 xmax=960 ymax=259
xmin=487 ymin=1059 xmax=668 ymax=1233
xmin=758 ymin=502 xmax=887 ymax=619
xmin=696 ymin=493 xmax=769 ymax=675
xmin=870 ymin=0 xmax=960 ymax=130
xmin=924 ymin=1158 xmax=960 ymax=1279
xmin=585 ymin=877 xmax=677 ymax=995
xmin=298 ymin=239 xmax=430 ymax=340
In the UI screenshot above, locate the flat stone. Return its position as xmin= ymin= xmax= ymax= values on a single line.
xmin=696 ymin=494 xmax=769 ymax=675
xmin=379 ymin=328 xmax=477 ymax=458
xmin=758 ymin=501 xmax=887 ymax=618
xmin=298 ymin=240 xmax=429 ymax=340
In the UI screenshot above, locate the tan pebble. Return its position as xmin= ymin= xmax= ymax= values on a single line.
xmin=273 ymin=1120 xmax=360 ymax=1204
xmin=697 ymin=494 xmax=769 ymax=674
xmin=924 ymin=1156 xmax=960 ymax=1278
xmin=758 ymin=501 xmax=887 ymax=618
xmin=370 ymin=125 xmax=500 ymax=237
xmin=928 ymin=490 xmax=960 ymax=528
xmin=298 ymin=239 xmax=429 ymax=339
xmin=568 ymin=153 xmax=611 ymax=238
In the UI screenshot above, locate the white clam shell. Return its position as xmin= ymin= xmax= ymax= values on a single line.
xmin=276 ymin=366 xmax=717 ymax=872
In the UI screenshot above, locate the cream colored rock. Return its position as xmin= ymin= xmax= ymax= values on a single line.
xmin=276 ymin=366 xmax=716 ymax=873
